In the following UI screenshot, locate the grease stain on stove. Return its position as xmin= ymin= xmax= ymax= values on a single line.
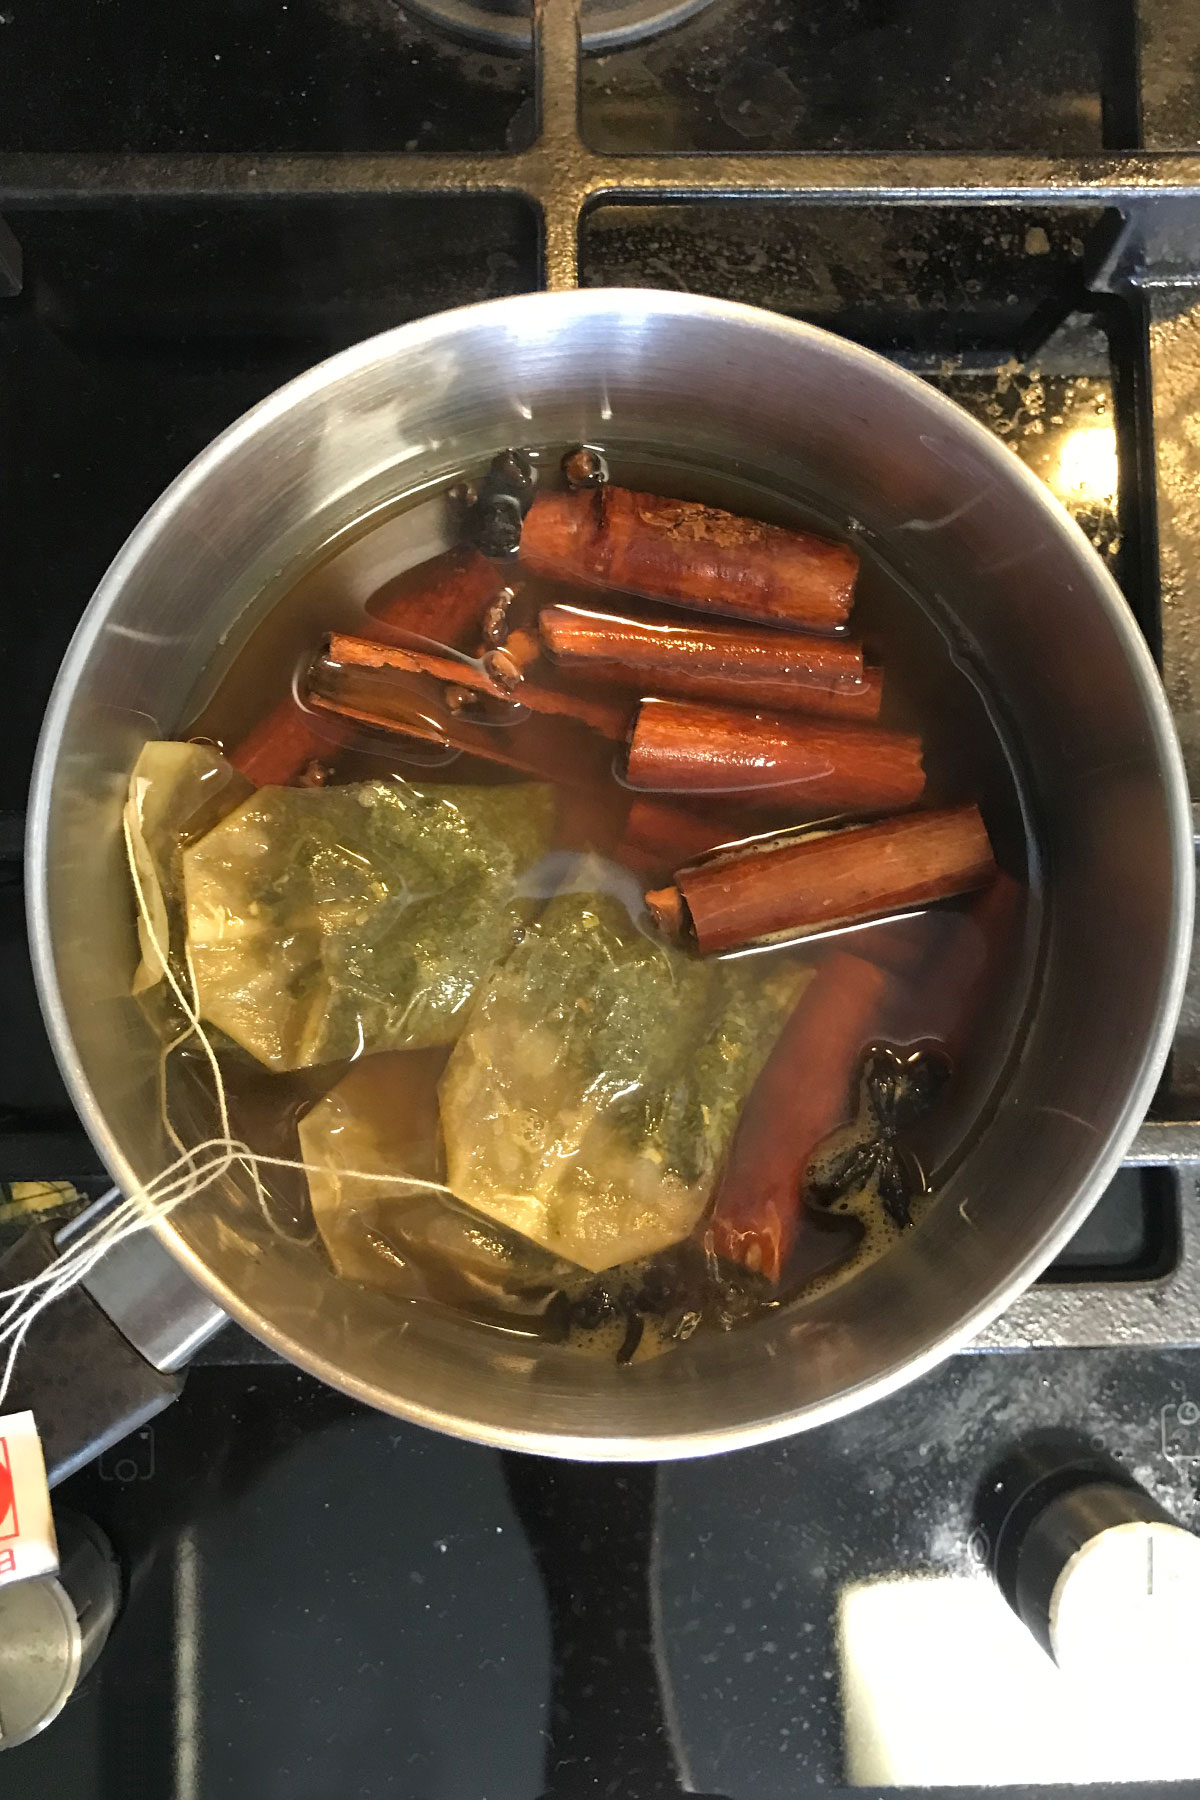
xmin=927 ymin=331 xmax=1122 ymax=568
xmin=583 ymin=0 xmax=1114 ymax=154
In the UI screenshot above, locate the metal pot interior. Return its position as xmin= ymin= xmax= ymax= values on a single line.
xmin=27 ymin=291 xmax=1194 ymax=1457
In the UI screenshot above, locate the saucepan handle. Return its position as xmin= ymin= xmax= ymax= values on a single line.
xmin=0 ymin=1210 xmax=225 ymax=1484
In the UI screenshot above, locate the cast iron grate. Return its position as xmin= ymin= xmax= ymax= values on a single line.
xmin=1 ymin=0 xmax=1199 ymax=1343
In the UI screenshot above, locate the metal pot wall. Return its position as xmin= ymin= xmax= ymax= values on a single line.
xmin=23 ymin=289 xmax=1195 ymax=1463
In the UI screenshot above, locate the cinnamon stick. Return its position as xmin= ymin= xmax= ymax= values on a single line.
xmin=305 ymin=662 xmax=614 ymax=788
xmin=228 ymin=550 xmax=505 ymax=787
xmin=645 ymin=884 xmax=687 ymax=939
xmin=483 ymin=625 xmax=542 ymax=682
xmin=327 ymin=633 xmax=494 ymax=692
xmin=520 ymin=487 xmax=858 ymax=632
xmin=363 ymin=549 xmax=507 ymax=649
xmin=707 ymin=952 xmax=892 ymax=1282
xmin=625 ymin=697 xmax=924 ymax=814
xmin=319 ymin=634 xmax=629 ymax=742
xmin=540 ymin=604 xmax=881 ymax=721
xmin=887 ymin=871 xmax=1023 ymax=1053
xmin=227 ymin=701 xmax=348 ymax=791
xmin=837 ymin=912 xmax=942 ymax=979
xmin=658 ymin=804 xmax=996 ymax=955
xmin=618 ymin=798 xmax=743 ymax=876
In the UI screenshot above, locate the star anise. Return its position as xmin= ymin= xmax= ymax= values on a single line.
xmin=559 ymin=1242 xmax=769 ymax=1362
xmin=471 ymin=449 xmax=538 ymax=558
xmin=807 ymin=1045 xmax=950 ymax=1228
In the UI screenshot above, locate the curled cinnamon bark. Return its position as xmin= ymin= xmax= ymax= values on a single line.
xmin=655 ymin=804 xmax=996 ymax=955
xmin=520 ymin=487 xmax=858 ymax=632
xmin=305 ymin=666 xmax=613 ymax=787
xmin=228 ymin=550 xmax=505 ymax=786
xmin=625 ymin=697 xmax=924 ymax=814
xmin=707 ymin=952 xmax=893 ymax=1282
xmin=539 ymin=605 xmax=881 ymax=721
xmin=645 ymin=884 xmax=687 ymax=939
xmin=319 ymin=634 xmax=629 ymax=741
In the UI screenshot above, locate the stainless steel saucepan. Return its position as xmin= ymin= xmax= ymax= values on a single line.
xmin=22 ymin=289 xmax=1194 ymax=1469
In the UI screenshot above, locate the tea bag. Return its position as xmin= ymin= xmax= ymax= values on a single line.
xmin=183 ymin=778 xmax=555 ymax=1070
xmin=125 ymin=740 xmax=253 ymax=994
xmin=440 ymin=890 xmax=811 ymax=1271
xmin=298 ymin=1049 xmax=575 ymax=1320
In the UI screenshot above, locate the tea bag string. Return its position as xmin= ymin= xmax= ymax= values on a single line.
xmin=0 ymin=804 xmax=455 ymax=1410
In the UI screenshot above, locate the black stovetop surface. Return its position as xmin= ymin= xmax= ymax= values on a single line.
xmin=3 ymin=1 xmax=1200 ymax=1792
xmin=1 ymin=1348 xmax=1198 ymax=1799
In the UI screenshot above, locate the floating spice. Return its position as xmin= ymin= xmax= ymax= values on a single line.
xmin=472 ymin=449 xmax=538 ymax=558
xmin=808 ymin=1045 xmax=950 ymax=1228
xmin=562 ymin=445 xmax=610 ymax=490
xmin=556 ymin=1240 xmax=771 ymax=1363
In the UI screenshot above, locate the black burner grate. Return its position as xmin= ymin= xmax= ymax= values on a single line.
xmin=1 ymin=0 xmax=1199 ymax=1331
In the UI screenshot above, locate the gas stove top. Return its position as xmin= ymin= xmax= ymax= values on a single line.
xmin=2 ymin=1 xmax=1200 ymax=1791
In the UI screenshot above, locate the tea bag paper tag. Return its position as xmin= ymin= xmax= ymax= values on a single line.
xmin=0 ymin=1412 xmax=57 ymax=1587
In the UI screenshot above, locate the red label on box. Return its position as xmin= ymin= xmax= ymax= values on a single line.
xmin=0 ymin=1414 xmax=55 ymax=1585
xmin=0 ymin=1439 xmax=16 ymax=1542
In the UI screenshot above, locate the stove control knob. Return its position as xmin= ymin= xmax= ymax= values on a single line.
xmin=1014 ymin=1480 xmax=1200 ymax=1676
xmin=980 ymin=1436 xmax=1200 ymax=1676
xmin=0 ymin=1512 xmax=120 ymax=1750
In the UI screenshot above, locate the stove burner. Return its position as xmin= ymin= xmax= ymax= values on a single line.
xmin=402 ymin=0 xmax=720 ymax=54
